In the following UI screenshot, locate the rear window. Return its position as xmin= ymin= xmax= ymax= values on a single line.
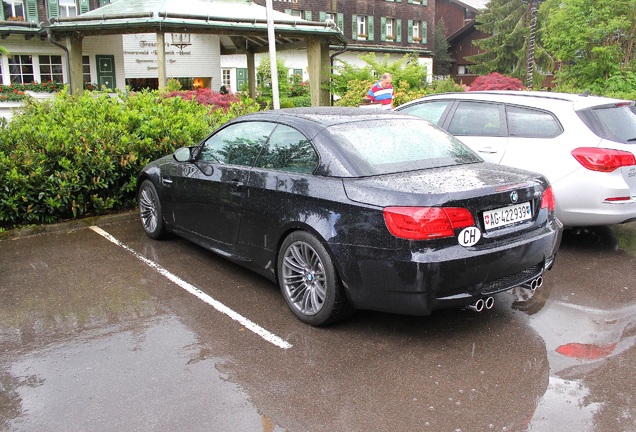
xmin=577 ymin=103 xmax=636 ymax=144
xmin=326 ymin=119 xmax=482 ymax=176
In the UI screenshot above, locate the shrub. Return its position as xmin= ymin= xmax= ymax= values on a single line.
xmin=0 ymin=88 xmax=261 ymax=228
xmin=468 ymin=73 xmax=524 ymax=91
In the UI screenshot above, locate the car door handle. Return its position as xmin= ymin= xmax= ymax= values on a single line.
xmin=477 ymin=146 xmax=498 ymax=153
xmin=162 ymin=178 xmax=173 ymax=186
xmin=229 ymin=180 xmax=244 ymax=189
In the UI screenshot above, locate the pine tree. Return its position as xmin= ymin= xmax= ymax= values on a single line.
xmin=433 ymin=19 xmax=452 ymax=76
xmin=466 ymin=0 xmax=553 ymax=86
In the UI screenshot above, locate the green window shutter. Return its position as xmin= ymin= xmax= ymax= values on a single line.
xmin=396 ymin=0 xmax=401 ymax=2
xmin=422 ymin=21 xmax=428 ymax=44
xmin=380 ymin=17 xmax=386 ymax=41
xmin=78 ymin=0 xmax=89 ymax=14
xmin=319 ymin=11 xmax=326 ymax=22
xmin=99 ymin=0 xmax=110 ymax=6
xmin=422 ymin=0 xmax=427 ymax=5
xmin=0 ymin=6 xmax=4 ymax=20
xmin=352 ymin=15 xmax=358 ymax=39
xmin=25 ymin=0 xmax=38 ymax=23
xmin=407 ymin=20 xmax=413 ymax=43
xmin=47 ymin=0 xmax=59 ymax=18
xmin=48 ymin=0 xmax=60 ymax=18
xmin=367 ymin=16 xmax=374 ymax=41
xmin=408 ymin=0 xmax=413 ymax=3
xmin=304 ymin=11 xmax=312 ymax=21
xmin=285 ymin=9 xmax=292 ymax=15
xmin=337 ymin=13 xmax=344 ymax=31
xmin=396 ymin=19 xmax=402 ymax=42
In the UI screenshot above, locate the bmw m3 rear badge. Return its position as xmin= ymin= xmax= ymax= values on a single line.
xmin=458 ymin=226 xmax=481 ymax=247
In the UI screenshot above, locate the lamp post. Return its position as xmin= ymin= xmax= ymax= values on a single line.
xmin=522 ymin=0 xmax=544 ymax=89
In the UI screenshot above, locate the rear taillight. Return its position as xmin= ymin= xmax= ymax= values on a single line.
xmin=540 ymin=186 xmax=556 ymax=212
xmin=383 ymin=207 xmax=475 ymax=240
xmin=571 ymin=147 xmax=636 ymax=172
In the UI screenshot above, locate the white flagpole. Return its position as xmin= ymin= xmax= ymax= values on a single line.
xmin=265 ymin=0 xmax=280 ymax=109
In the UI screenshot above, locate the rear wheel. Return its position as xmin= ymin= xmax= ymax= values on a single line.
xmin=278 ymin=231 xmax=353 ymax=326
xmin=138 ymin=180 xmax=168 ymax=240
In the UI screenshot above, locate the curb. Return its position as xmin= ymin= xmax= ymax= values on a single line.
xmin=0 ymin=209 xmax=139 ymax=241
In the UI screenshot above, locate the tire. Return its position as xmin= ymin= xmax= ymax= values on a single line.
xmin=138 ymin=179 xmax=168 ymax=240
xmin=278 ymin=231 xmax=354 ymax=326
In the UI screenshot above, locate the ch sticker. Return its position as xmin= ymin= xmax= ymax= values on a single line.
xmin=458 ymin=226 xmax=481 ymax=247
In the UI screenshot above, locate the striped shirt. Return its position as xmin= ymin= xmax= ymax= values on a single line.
xmin=367 ymin=81 xmax=394 ymax=110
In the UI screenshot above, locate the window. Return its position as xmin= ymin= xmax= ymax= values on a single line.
xmin=8 ymin=55 xmax=33 ymax=84
xmin=465 ymin=8 xmax=476 ymax=20
xmin=506 ymin=106 xmax=562 ymax=138
xmin=357 ymin=15 xmax=366 ymax=37
xmin=448 ymin=102 xmax=503 ymax=136
xmin=399 ymin=100 xmax=452 ymax=126
xmin=39 ymin=55 xmax=63 ymax=82
xmin=352 ymin=15 xmax=374 ymax=40
xmin=255 ymin=125 xmax=317 ymax=173
xmin=222 ymin=69 xmax=231 ymax=87
xmin=59 ymin=0 xmax=76 ymax=17
xmin=199 ymin=121 xmax=276 ymax=166
xmin=3 ymin=0 xmax=24 ymax=19
xmin=82 ymin=55 xmax=91 ymax=83
xmin=285 ymin=9 xmax=311 ymax=20
xmin=458 ymin=65 xmax=472 ymax=75
xmin=325 ymin=12 xmax=335 ymax=22
xmin=386 ymin=18 xmax=394 ymax=38
xmin=409 ymin=20 xmax=427 ymax=43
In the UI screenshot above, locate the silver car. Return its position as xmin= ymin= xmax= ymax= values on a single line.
xmin=396 ymin=91 xmax=636 ymax=227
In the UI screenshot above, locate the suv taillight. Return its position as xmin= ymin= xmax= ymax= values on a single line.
xmin=571 ymin=147 xmax=636 ymax=172
xmin=384 ymin=207 xmax=474 ymax=240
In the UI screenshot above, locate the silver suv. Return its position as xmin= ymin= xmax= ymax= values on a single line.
xmin=397 ymin=91 xmax=636 ymax=227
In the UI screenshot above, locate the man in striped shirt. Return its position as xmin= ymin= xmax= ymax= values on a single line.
xmin=367 ymin=73 xmax=394 ymax=110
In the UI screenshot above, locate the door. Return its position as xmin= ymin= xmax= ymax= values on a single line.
xmin=95 ymin=55 xmax=115 ymax=90
xmin=169 ymin=121 xmax=276 ymax=245
xmin=443 ymin=101 xmax=508 ymax=163
xmin=236 ymin=68 xmax=248 ymax=92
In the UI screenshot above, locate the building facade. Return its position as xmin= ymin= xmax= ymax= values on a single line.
xmin=0 ymin=0 xmax=437 ymax=93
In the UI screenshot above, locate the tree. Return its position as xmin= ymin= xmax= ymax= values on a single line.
xmin=466 ymin=0 xmax=553 ymax=87
xmin=433 ymin=19 xmax=452 ymax=76
xmin=541 ymin=0 xmax=636 ymax=95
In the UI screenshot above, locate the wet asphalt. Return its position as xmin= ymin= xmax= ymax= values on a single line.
xmin=1 ymin=213 xmax=636 ymax=432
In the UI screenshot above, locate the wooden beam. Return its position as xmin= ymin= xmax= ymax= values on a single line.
xmin=156 ymin=32 xmax=166 ymax=89
xmin=66 ymin=33 xmax=83 ymax=95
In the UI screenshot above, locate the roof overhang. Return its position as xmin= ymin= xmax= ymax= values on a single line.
xmin=37 ymin=0 xmax=346 ymax=53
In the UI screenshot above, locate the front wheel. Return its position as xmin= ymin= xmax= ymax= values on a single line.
xmin=138 ymin=180 xmax=168 ymax=240
xmin=278 ymin=231 xmax=353 ymax=326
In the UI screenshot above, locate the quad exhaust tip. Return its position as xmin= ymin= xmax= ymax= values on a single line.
xmin=522 ymin=276 xmax=544 ymax=291
xmin=466 ymin=296 xmax=495 ymax=313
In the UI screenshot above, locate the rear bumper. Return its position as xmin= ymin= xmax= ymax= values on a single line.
xmin=332 ymin=220 xmax=562 ymax=316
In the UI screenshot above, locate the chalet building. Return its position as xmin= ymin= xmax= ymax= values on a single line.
xmin=435 ymin=0 xmax=488 ymax=85
xmin=0 ymin=0 xmax=437 ymax=95
xmin=243 ymin=0 xmax=436 ymax=88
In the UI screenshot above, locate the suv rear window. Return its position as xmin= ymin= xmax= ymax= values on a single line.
xmin=577 ymin=103 xmax=636 ymax=144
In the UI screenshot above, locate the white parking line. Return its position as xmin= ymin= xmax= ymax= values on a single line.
xmin=89 ymin=226 xmax=293 ymax=350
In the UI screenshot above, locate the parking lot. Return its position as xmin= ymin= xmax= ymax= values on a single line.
xmin=2 ymin=214 xmax=636 ymax=431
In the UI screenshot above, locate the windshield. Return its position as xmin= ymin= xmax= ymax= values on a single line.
xmin=327 ymin=118 xmax=482 ymax=176
xmin=577 ymin=103 xmax=636 ymax=143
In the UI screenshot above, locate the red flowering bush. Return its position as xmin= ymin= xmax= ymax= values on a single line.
xmin=163 ymin=88 xmax=240 ymax=111
xmin=468 ymin=73 xmax=524 ymax=91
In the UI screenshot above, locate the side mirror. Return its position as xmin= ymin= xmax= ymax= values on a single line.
xmin=173 ymin=147 xmax=193 ymax=163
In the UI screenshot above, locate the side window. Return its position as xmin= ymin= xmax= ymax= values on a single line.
xmin=255 ymin=125 xmax=317 ymax=174
xmin=506 ymin=106 xmax=562 ymax=138
xmin=399 ymin=100 xmax=451 ymax=126
xmin=199 ymin=121 xmax=275 ymax=166
xmin=448 ymin=101 xmax=503 ymax=136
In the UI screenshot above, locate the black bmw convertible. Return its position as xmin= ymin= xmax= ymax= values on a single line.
xmin=137 ymin=107 xmax=562 ymax=326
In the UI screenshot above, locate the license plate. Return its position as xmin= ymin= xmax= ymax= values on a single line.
xmin=483 ymin=202 xmax=532 ymax=231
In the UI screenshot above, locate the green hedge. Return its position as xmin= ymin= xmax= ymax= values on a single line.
xmin=0 ymin=89 xmax=260 ymax=229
